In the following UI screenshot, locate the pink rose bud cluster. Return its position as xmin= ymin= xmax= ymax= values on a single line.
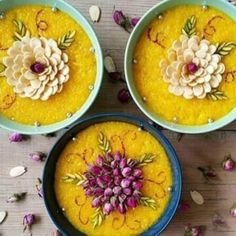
xmin=82 ymin=152 xmax=143 ymax=215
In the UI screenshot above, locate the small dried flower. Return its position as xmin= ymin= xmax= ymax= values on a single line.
xmin=222 ymin=155 xmax=235 ymax=171
xmin=9 ymin=133 xmax=23 ymax=143
xmin=6 ymin=192 xmax=27 ymax=203
xmin=23 ymin=214 xmax=35 ymax=231
xmin=103 ymin=203 xmax=113 ymax=215
xmin=184 ymin=224 xmax=202 ymax=236
xmin=197 ymin=166 xmax=216 ymax=179
xmin=29 ymin=152 xmax=46 ymax=162
xmin=108 ymin=71 xmax=123 ymax=82
xmin=230 ymin=204 xmax=236 ymax=218
xmin=130 ymin=17 xmax=140 ymax=27
xmin=212 ymin=212 xmax=226 ymax=227
xmin=117 ymin=88 xmax=131 ymax=103
xmin=179 ymin=200 xmax=190 ymax=211
xmin=113 ymin=9 xmax=132 ymax=33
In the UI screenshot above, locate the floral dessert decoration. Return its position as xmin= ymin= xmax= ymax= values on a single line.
xmin=1 ymin=19 xmax=75 ymax=101
xmin=160 ymin=16 xmax=236 ymax=100
xmin=62 ymin=132 xmax=157 ymax=228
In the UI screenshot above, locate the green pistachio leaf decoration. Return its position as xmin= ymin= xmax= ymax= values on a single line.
xmin=57 ymin=30 xmax=76 ymax=50
xmin=62 ymin=173 xmax=87 ymax=186
xmin=139 ymin=196 xmax=158 ymax=210
xmin=215 ymin=42 xmax=236 ymax=56
xmin=13 ymin=19 xmax=31 ymax=41
xmin=136 ymin=153 xmax=155 ymax=167
xmin=98 ymin=132 xmax=112 ymax=153
xmin=182 ymin=15 xmax=197 ymax=38
xmin=91 ymin=207 xmax=104 ymax=228
xmin=208 ymin=89 xmax=227 ymax=101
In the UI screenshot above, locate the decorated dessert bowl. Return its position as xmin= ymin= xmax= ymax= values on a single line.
xmin=43 ymin=113 xmax=182 ymax=236
xmin=125 ymin=0 xmax=236 ymax=133
xmin=0 ymin=0 xmax=103 ymax=134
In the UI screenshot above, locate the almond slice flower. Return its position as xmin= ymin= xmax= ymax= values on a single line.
xmin=3 ymin=36 xmax=70 ymax=101
xmin=160 ymin=35 xmax=225 ymax=99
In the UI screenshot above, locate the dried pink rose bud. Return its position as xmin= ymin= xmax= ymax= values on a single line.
xmin=30 ymin=62 xmax=45 ymax=74
xmin=23 ymin=214 xmax=35 ymax=231
xmin=92 ymin=197 xmax=102 ymax=208
xmin=88 ymin=165 xmax=102 ymax=175
xmin=113 ymin=186 xmax=122 ymax=195
xmin=104 ymin=188 xmax=113 ymax=197
xmin=132 ymin=181 xmax=143 ymax=190
xmin=96 ymin=156 xmax=104 ymax=166
xmin=9 ymin=132 xmax=23 ymax=143
xmin=187 ymin=62 xmax=199 ymax=74
xmin=103 ymin=203 xmax=113 ymax=215
xmin=123 ymin=188 xmax=132 ymax=196
xmin=222 ymin=155 xmax=235 ymax=171
xmin=118 ymin=203 xmax=126 ymax=214
xmin=117 ymin=88 xmax=131 ymax=104
xmin=230 ymin=205 xmax=236 ymax=218
xmin=130 ymin=17 xmax=140 ymax=27
xmin=122 ymin=167 xmax=132 ymax=177
xmin=113 ymin=168 xmax=120 ymax=176
xmin=198 ymin=166 xmax=216 ymax=179
xmin=179 ymin=201 xmax=190 ymax=211
xmin=127 ymin=197 xmax=137 ymax=208
xmin=133 ymin=169 xmax=142 ymax=177
xmin=29 ymin=152 xmax=46 ymax=162
xmin=184 ymin=224 xmax=202 ymax=236
xmin=121 ymin=179 xmax=131 ymax=188
xmin=113 ymin=10 xmax=126 ymax=26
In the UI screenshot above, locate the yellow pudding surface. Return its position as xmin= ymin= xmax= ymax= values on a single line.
xmin=133 ymin=5 xmax=236 ymax=125
xmin=55 ymin=121 xmax=172 ymax=236
xmin=0 ymin=5 xmax=96 ymax=125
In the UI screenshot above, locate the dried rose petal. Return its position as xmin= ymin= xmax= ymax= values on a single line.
xmin=9 ymin=133 xmax=23 ymax=143
xmin=117 ymin=88 xmax=131 ymax=103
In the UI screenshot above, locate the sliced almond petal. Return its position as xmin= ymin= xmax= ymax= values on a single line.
xmin=168 ymin=51 xmax=176 ymax=61
xmin=183 ymin=49 xmax=194 ymax=62
xmin=9 ymin=166 xmax=27 ymax=177
xmin=104 ymin=56 xmax=116 ymax=73
xmin=208 ymin=45 xmax=217 ymax=54
xmin=206 ymin=65 xmax=215 ymax=74
xmin=210 ymin=76 xmax=220 ymax=88
xmin=212 ymin=54 xmax=221 ymax=64
xmin=173 ymin=40 xmax=182 ymax=50
xmin=193 ymin=84 xmax=203 ymax=96
xmin=190 ymin=190 xmax=204 ymax=205
xmin=0 ymin=211 xmax=7 ymax=224
xmin=89 ymin=5 xmax=101 ymax=23
xmin=159 ymin=59 xmax=168 ymax=69
xmin=203 ymin=82 xmax=211 ymax=93
xmin=196 ymin=50 xmax=206 ymax=59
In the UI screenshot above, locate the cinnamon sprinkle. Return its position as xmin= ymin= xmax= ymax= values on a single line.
xmin=203 ymin=16 xmax=224 ymax=38
xmin=147 ymin=27 xmax=166 ymax=49
xmin=0 ymin=93 xmax=16 ymax=110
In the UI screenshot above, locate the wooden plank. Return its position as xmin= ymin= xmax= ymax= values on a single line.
xmin=1 ymin=1 xmax=236 ymax=236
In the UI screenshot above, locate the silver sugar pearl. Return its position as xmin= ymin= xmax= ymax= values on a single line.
xmin=11 ymin=117 xmax=15 ymax=121
xmin=172 ymin=117 xmax=178 ymax=123
xmin=138 ymin=127 xmax=142 ymax=131
xmin=89 ymin=85 xmax=94 ymax=90
xmin=66 ymin=112 xmax=72 ymax=118
xmin=202 ymin=5 xmax=208 ymax=10
xmin=34 ymin=121 xmax=41 ymax=127
xmin=72 ymin=137 xmax=77 ymax=141
xmin=167 ymin=186 xmax=172 ymax=192
xmin=142 ymin=97 xmax=147 ymax=102
xmin=61 ymin=208 xmax=65 ymax=212
xmin=158 ymin=14 xmax=163 ymax=20
xmin=90 ymin=47 xmax=95 ymax=53
xmin=208 ymin=118 xmax=214 ymax=124
xmin=148 ymin=120 xmax=154 ymax=125
xmin=133 ymin=58 xmax=138 ymax=64
xmin=52 ymin=6 xmax=58 ymax=12
xmin=0 ymin=11 xmax=5 ymax=20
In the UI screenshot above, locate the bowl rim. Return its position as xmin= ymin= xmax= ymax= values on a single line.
xmin=43 ymin=112 xmax=182 ymax=236
xmin=124 ymin=0 xmax=236 ymax=134
xmin=0 ymin=0 xmax=104 ymax=135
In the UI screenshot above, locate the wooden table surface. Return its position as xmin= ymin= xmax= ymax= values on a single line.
xmin=1 ymin=0 xmax=236 ymax=235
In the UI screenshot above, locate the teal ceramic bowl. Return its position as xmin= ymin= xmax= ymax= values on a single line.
xmin=125 ymin=0 xmax=236 ymax=134
xmin=43 ymin=113 xmax=182 ymax=236
xmin=0 ymin=0 xmax=103 ymax=135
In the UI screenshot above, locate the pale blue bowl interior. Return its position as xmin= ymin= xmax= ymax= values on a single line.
xmin=43 ymin=113 xmax=182 ymax=236
xmin=125 ymin=0 xmax=236 ymax=134
xmin=0 ymin=0 xmax=103 ymax=134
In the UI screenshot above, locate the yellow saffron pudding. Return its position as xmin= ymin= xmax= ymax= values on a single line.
xmin=0 ymin=5 xmax=96 ymax=125
xmin=54 ymin=121 xmax=172 ymax=236
xmin=133 ymin=5 xmax=236 ymax=125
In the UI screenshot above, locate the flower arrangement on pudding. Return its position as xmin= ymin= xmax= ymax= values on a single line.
xmin=160 ymin=16 xmax=236 ymax=101
xmin=1 ymin=19 xmax=76 ymax=101
xmin=62 ymin=132 xmax=158 ymax=228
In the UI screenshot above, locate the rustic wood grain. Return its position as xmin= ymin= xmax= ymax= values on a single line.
xmin=1 ymin=0 xmax=236 ymax=236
